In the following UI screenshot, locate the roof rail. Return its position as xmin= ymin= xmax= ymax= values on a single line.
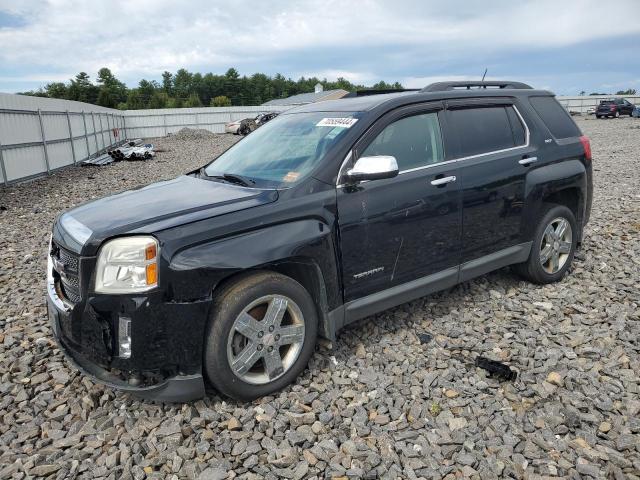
xmin=422 ymin=81 xmax=533 ymax=92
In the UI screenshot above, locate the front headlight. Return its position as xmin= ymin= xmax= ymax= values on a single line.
xmin=95 ymin=236 xmax=159 ymax=294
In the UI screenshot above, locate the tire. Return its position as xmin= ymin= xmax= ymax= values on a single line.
xmin=514 ymin=204 xmax=578 ymax=284
xmin=204 ymin=271 xmax=318 ymax=401
xmin=596 ymin=115 xmax=601 ymax=119
xmin=615 ymin=111 xmax=620 ymax=118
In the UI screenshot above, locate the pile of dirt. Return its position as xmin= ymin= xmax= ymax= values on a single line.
xmin=171 ymin=127 xmax=217 ymax=140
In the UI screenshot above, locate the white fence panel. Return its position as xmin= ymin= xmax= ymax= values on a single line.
xmin=4 ymin=145 xmax=47 ymax=182
xmin=123 ymin=105 xmax=291 ymax=138
xmin=0 ymin=93 xmax=128 ymax=185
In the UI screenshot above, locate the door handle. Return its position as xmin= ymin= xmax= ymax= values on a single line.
xmin=519 ymin=156 xmax=538 ymax=166
xmin=430 ymin=175 xmax=456 ymax=186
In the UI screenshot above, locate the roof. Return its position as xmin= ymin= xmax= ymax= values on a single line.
xmin=262 ymin=89 xmax=349 ymax=106
xmin=284 ymin=87 xmax=554 ymax=114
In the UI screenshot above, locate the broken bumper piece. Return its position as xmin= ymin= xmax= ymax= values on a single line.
xmin=47 ymin=275 xmax=209 ymax=402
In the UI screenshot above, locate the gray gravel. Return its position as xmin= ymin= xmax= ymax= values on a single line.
xmin=0 ymin=120 xmax=639 ymax=479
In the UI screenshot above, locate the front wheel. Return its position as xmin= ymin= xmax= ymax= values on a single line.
xmin=204 ymin=272 xmax=318 ymax=401
xmin=514 ymin=204 xmax=578 ymax=284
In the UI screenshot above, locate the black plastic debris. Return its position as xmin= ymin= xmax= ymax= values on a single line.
xmin=417 ymin=332 xmax=433 ymax=344
xmin=475 ymin=356 xmax=517 ymax=381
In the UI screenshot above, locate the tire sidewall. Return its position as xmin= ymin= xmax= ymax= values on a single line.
xmin=204 ymin=273 xmax=318 ymax=401
xmin=528 ymin=205 xmax=578 ymax=283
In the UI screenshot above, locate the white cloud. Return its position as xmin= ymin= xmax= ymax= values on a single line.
xmin=0 ymin=0 xmax=639 ymax=89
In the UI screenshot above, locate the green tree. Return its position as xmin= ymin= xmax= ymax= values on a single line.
xmin=211 ymin=95 xmax=231 ymax=106
xmin=44 ymin=82 xmax=68 ymax=99
xmin=68 ymin=72 xmax=98 ymax=103
xmin=96 ymin=68 xmax=127 ymax=108
xmin=173 ymin=68 xmax=193 ymax=102
xmin=616 ymin=88 xmax=637 ymax=95
xmin=125 ymin=89 xmax=144 ymax=109
xmin=149 ymin=91 xmax=169 ymax=109
xmin=161 ymin=71 xmax=174 ymax=95
xmin=184 ymin=93 xmax=202 ymax=107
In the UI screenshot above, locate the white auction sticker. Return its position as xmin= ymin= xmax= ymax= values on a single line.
xmin=316 ymin=117 xmax=358 ymax=128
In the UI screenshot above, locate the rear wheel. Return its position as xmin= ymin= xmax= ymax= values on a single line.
xmin=514 ymin=204 xmax=577 ymax=284
xmin=204 ymin=272 xmax=318 ymax=401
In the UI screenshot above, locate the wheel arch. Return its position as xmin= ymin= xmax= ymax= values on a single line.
xmin=523 ymin=159 xmax=587 ymax=243
xmin=166 ymin=219 xmax=342 ymax=339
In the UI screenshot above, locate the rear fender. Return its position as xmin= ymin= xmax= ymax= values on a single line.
xmin=523 ymin=159 xmax=587 ymax=241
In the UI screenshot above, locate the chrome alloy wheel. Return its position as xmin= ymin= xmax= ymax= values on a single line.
xmin=226 ymin=294 xmax=305 ymax=384
xmin=539 ymin=217 xmax=573 ymax=274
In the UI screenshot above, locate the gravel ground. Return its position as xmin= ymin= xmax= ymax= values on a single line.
xmin=0 ymin=120 xmax=638 ymax=479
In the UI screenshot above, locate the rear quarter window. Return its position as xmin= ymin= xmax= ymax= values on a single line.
xmin=529 ymin=96 xmax=581 ymax=139
xmin=449 ymin=106 xmax=520 ymax=157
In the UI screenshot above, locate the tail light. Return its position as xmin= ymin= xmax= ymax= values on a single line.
xmin=580 ymin=135 xmax=591 ymax=161
xmin=610 ymin=105 xmax=616 ymax=111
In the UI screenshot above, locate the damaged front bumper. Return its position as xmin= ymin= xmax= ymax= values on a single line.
xmin=47 ymin=259 xmax=209 ymax=402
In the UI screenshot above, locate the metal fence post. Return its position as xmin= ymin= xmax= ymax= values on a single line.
xmin=82 ymin=111 xmax=90 ymax=158
xmin=66 ymin=110 xmax=77 ymax=164
xmin=106 ymin=114 xmax=113 ymax=146
xmin=163 ymin=114 xmax=167 ymax=136
xmin=91 ymin=112 xmax=99 ymax=153
xmin=98 ymin=114 xmax=106 ymax=149
xmin=37 ymin=109 xmax=51 ymax=174
xmin=0 ymin=138 xmax=8 ymax=186
xmin=122 ymin=114 xmax=127 ymax=141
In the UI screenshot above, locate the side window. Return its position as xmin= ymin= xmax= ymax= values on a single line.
xmin=361 ymin=112 xmax=444 ymax=171
xmin=449 ymin=106 xmax=516 ymax=157
xmin=529 ymin=96 xmax=581 ymax=139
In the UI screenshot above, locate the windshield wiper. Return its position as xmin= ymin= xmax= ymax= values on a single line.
xmin=200 ymin=169 xmax=255 ymax=187
xmin=221 ymin=173 xmax=256 ymax=187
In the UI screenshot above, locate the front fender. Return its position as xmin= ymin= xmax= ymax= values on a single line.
xmin=523 ymin=159 xmax=587 ymax=239
xmin=166 ymin=219 xmax=340 ymax=310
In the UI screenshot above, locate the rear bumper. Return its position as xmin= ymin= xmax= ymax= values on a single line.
xmin=47 ymin=262 xmax=209 ymax=402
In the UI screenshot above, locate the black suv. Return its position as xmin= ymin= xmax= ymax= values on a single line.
xmin=47 ymin=81 xmax=593 ymax=402
xmin=596 ymin=98 xmax=635 ymax=118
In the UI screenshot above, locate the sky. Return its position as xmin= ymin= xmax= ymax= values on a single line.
xmin=0 ymin=0 xmax=639 ymax=95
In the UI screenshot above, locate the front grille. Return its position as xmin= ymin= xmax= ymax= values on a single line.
xmin=51 ymin=243 xmax=82 ymax=304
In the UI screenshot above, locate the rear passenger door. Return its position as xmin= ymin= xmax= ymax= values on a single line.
xmin=446 ymin=100 xmax=535 ymax=270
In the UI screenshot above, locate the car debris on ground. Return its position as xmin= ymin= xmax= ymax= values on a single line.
xmin=81 ymin=139 xmax=155 ymax=166
xmin=225 ymin=111 xmax=279 ymax=135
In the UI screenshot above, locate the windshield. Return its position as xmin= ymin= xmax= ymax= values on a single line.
xmin=204 ymin=112 xmax=358 ymax=188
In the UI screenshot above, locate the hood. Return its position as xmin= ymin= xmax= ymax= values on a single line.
xmin=54 ymin=175 xmax=278 ymax=254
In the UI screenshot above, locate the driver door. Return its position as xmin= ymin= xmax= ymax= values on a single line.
xmin=336 ymin=103 xmax=462 ymax=303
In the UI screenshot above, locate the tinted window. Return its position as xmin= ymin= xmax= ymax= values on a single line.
xmin=529 ymin=96 xmax=581 ymax=139
xmin=449 ymin=106 xmax=515 ymax=157
xmin=362 ymin=112 xmax=444 ymax=170
xmin=506 ymin=106 xmax=526 ymax=146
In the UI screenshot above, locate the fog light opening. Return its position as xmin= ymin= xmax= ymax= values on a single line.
xmin=118 ymin=316 xmax=132 ymax=358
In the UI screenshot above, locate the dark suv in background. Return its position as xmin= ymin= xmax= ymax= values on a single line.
xmin=47 ymin=81 xmax=593 ymax=401
xmin=596 ymin=98 xmax=635 ymax=118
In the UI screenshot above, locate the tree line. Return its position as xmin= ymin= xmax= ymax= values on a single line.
xmin=20 ymin=67 xmax=404 ymax=110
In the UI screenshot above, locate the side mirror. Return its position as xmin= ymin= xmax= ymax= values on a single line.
xmin=345 ymin=155 xmax=399 ymax=183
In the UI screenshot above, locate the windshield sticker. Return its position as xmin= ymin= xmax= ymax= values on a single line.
xmin=316 ymin=117 xmax=358 ymax=128
xmin=283 ymin=171 xmax=300 ymax=183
